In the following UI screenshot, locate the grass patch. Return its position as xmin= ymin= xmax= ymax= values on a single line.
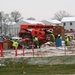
xmin=0 ymin=55 xmax=75 ymax=75
xmin=0 ymin=63 xmax=75 ymax=75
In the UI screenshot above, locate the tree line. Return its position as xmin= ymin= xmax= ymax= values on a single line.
xmin=0 ymin=10 xmax=74 ymax=35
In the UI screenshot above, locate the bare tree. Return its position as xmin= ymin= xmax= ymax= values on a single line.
xmin=0 ymin=11 xmax=12 ymax=35
xmin=2 ymin=13 xmax=10 ymax=35
xmin=0 ymin=11 xmax=4 ymax=34
xmin=52 ymin=10 xmax=73 ymax=21
xmin=0 ymin=11 xmax=3 ymax=21
xmin=26 ymin=17 xmax=36 ymax=20
xmin=10 ymin=11 xmax=23 ymax=22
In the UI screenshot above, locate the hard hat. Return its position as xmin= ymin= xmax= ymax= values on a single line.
xmin=58 ymin=34 xmax=60 ymax=36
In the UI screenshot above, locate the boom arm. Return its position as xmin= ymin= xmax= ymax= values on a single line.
xmin=20 ymin=24 xmax=53 ymax=33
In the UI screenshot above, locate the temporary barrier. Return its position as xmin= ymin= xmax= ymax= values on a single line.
xmin=0 ymin=42 xmax=3 ymax=56
xmin=15 ymin=45 xmax=25 ymax=56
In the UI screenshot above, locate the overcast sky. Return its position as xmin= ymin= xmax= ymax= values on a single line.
xmin=0 ymin=0 xmax=75 ymax=20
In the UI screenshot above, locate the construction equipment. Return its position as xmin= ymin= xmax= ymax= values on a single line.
xmin=19 ymin=24 xmax=64 ymax=48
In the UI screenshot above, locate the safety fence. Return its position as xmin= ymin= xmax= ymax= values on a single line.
xmin=0 ymin=45 xmax=75 ymax=58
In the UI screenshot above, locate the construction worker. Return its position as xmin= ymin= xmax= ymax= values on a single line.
xmin=33 ymin=36 xmax=38 ymax=48
xmin=56 ymin=34 xmax=62 ymax=47
xmin=58 ymin=34 xmax=62 ymax=40
xmin=12 ymin=39 xmax=19 ymax=49
xmin=65 ymin=35 xmax=69 ymax=46
xmin=51 ymin=33 xmax=55 ymax=42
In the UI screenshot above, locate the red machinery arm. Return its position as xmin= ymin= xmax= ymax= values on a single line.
xmin=20 ymin=24 xmax=53 ymax=33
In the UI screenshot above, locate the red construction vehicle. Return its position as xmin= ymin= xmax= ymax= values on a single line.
xmin=19 ymin=24 xmax=64 ymax=48
xmin=19 ymin=24 xmax=53 ymax=48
